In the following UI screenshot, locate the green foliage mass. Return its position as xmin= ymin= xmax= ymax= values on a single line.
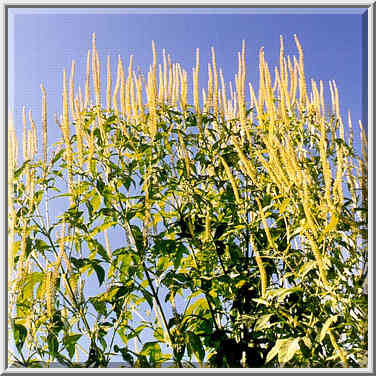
xmin=9 ymin=103 xmax=367 ymax=368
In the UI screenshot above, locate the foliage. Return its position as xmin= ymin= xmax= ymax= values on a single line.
xmin=8 ymin=34 xmax=368 ymax=368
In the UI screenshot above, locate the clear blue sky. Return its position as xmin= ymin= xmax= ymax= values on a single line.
xmin=7 ymin=7 xmax=368 ymax=364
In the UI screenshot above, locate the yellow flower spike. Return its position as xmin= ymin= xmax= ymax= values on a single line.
xmin=119 ymin=55 xmax=125 ymax=119
xmin=256 ymin=150 xmax=282 ymax=189
xmin=319 ymin=118 xmax=332 ymax=208
xmin=305 ymin=232 xmax=329 ymax=289
xmin=158 ymin=64 xmax=163 ymax=102
xmin=28 ymin=109 xmax=37 ymax=159
xmin=18 ymin=226 xmax=28 ymax=281
xmin=62 ymin=69 xmax=71 ymax=156
xmin=69 ymin=60 xmax=76 ymax=120
xmin=219 ymin=69 xmax=230 ymax=121
xmin=126 ymin=55 xmax=134 ymax=118
xmin=193 ymin=48 xmax=200 ymax=114
xmin=263 ymin=137 xmax=289 ymax=189
xmin=135 ymin=72 xmax=144 ymax=122
xmin=104 ymin=229 xmax=112 ymax=263
xmin=236 ymin=45 xmax=251 ymax=146
xmin=130 ymin=68 xmax=136 ymax=120
xmin=219 ymin=156 xmax=241 ymax=205
xmin=167 ymin=54 xmax=173 ymax=103
xmin=106 ymin=55 xmax=112 ymax=111
xmin=53 ymin=221 xmax=66 ymax=282
xmin=74 ymin=98 xmax=84 ymax=168
xmin=202 ymin=88 xmax=207 ymax=112
xmin=85 ymin=50 xmax=91 ymax=108
xmin=88 ymin=128 xmax=95 ymax=172
xmin=301 ymin=178 xmax=318 ymax=238
xmin=328 ymin=329 xmax=349 ymax=367
xmin=249 ymin=82 xmax=259 ymax=115
xmin=359 ymin=119 xmax=368 ymax=166
xmin=204 ymin=211 xmax=211 ymax=242
xmin=211 ymin=46 xmax=218 ymax=115
xmin=112 ymin=55 xmax=122 ymax=117
xmin=172 ymin=63 xmax=180 ymax=109
xmin=179 ymin=66 xmax=187 ymax=112
xmin=256 ymin=198 xmax=275 ymax=250
xmin=207 ymin=63 xmax=213 ymax=110
xmin=163 ymin=49 xmax=168 ymax=102
xmin=40 ymin=84 xmax=48 ymax=165
xmin=22 ymin=106 xmax=27 ymax=161
xmin=279 ymin=35 xmax=285 ymax=83
xmin=293 ymin=34 xmax=307 ymax=107
xmin=232 ymin=142 xmax=257 ymax=184
xmin=46 ymin=270 xmax=55 ymax=319
xmin=291 ymin=56 xmax=299 ymax=107
xmin=250 ymin=234 xmax=267 ymax=298
xmin=258 ymin=47 xmax=266 ymax=112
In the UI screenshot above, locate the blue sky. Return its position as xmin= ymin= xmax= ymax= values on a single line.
xmin=7 ymin=6 xmax=368 ymax=364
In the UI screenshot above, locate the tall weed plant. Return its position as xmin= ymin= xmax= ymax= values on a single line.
xmin=8 ymin=34 xmax=368 ymax=368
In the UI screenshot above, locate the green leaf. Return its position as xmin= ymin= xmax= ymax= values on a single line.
xmin=154 ymin=239 xmax=177 ymax=255
xmin=25 ymin=237 xmax=33 ymax=258
xmin=23 ymin=272 xmax=43 ymax=300
xmin=127 ymin=324 xmax=148 ymax=340
xmin=119 ymin=253 xmax=132 ymax=275
xmin=141 ymin=289 xmax=154 ymax=309
xmin=279 ymin=198 xmax=290 ymax=214
xmin=34 ymin=239 xmax=50 ymax=252
xmin=185 ymin=298 xmax=209 ymax=316
xmin=299 ymin=260 xmax=316 ymax=279
xmin=254 ymin=314 xmax=273 ymax=331
xmin=96 ymin=178 xmax=106 ymax=194
xmin=13 ymin=323 xmax=27 ymax=352
xmin=302 ymin=335 xmax=312 ymax=349
xmin=33 ymin=190 xmax=44 ymax=206
xmin=156 ymin=256 xmax=171 ymax=274
xmin=274 ymin=287 xmax=303 ymax=303
xmin=266 ymin=338 xmax=285 ymax=363
xmin=113 ymin=247 xmax=130 ymax=257
xmin=252 ymin=298 xmax=269 ymax=306
xmin=89 ymin=239 xmax=110 ymax=262
xmin=50 ymin=193 xmax=73 ymax=201
xmin=51 ymin=149 xmax=64 ymax=165
xmin=115 ymin=345 xmax=134 ymax=365
xmin=63 ymin=334 xmax=81 ymax=358
xmin=122 ymin=176 xmax=133 ymax=190
xmin=91 ymin=193 xmax=102 ymax=213
xmin=140 ymin=341 xmax=162 ymax=364
xmin=91 ymin=221 xmax=117 ymax=237
xmin=93 ymin=264 xmax=105 ymax=286
xmin=319 ymin=315 xmax=338 ymax=343
xmin=153 ymin=327 xmax=165 ymax=342
xmin=187 ymin=332 xmax=205 ymax=363
xmin=324 ymin=214 xmax=338 ymax=233
xmin=63 ymin=334 xmax=82 ymax=346
xmin=130 ymin=225 xmax=143 ymax=252
xmin=100 ymin=208 xmax=115 ymax=217
xmin=55 ymin=353 xmax=73 ymax=366
xmin=140 ymin=341 xmax=159 ymax=355
xmin=173 ymin=244 xmax=185 ymax=269
xmin=47 ymin=333 xmax=59 ymax=358
xmin=90 ymin=297 xmax=107 ymax=317
xmin=278 ymin=337 xmax=300 ymax=364
xmin=14 ymin=160 xmax=30 ymax=178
